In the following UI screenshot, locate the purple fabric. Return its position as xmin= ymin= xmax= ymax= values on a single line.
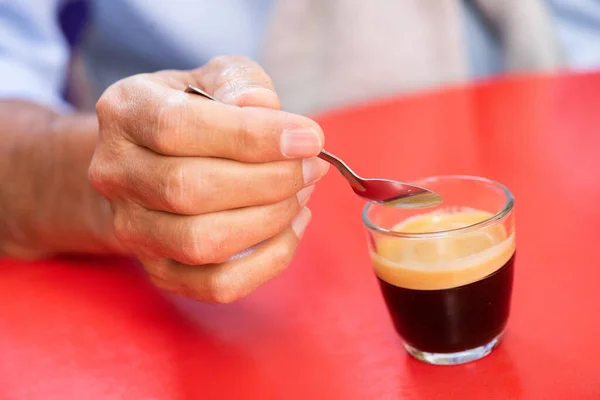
xmin=58 ymin=1 xmax=89 ymax=103
xmin=58 ymin=0 xmax=89 ymax=48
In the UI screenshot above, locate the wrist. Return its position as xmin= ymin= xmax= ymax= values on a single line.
xmin=0 ymin=103 xmax=124 ymax=257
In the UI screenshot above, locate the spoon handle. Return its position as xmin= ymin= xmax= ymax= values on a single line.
xmin=318 ymin=150 xmax=365 ymax=191
xmin=184 ymin=85 xmax=366 ymax=191
xmin=184 ymin=85 xmax=218 ymax=100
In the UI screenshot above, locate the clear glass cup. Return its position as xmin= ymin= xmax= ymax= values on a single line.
xmin=362 ymin=176 xmax=515 ymax=365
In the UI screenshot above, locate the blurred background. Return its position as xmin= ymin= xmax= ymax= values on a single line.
xmin=48 ymin=0 xmax=600 ymax=115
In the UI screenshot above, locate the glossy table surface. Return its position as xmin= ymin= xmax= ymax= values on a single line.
xmin=2 ymin=72 xmax=600 ymax=399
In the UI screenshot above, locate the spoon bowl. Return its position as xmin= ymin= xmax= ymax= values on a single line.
xmin=317 ymin=148 xmax=442 ymax=208
xmin=355 ymin=178 xmax=443 ymax=208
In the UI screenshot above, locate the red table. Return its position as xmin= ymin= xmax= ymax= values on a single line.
xmin=2 ymin=73 xmax=600 ymax=399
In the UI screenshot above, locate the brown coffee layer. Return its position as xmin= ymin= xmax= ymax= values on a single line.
xmin=371 ymin=209 xmax=515 ymax=290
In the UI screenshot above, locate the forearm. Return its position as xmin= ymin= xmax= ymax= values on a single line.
xmin=0 ymin=100 xmax=121 ymax=257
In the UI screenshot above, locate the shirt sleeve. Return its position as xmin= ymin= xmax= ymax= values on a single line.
xmin=548 ymin=0 xmax=600 ymax=70
xmin=0 ymin=0 xmax=71 ymax=111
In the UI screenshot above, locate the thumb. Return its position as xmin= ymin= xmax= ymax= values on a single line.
xmin=192 ymin=55 xmax=282 ymax=109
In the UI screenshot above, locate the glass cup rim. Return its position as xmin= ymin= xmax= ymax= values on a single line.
xmin=361 ymin=175 xmax=514 ymax=239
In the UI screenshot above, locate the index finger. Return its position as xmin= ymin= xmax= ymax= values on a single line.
xmin=137 ymin=85 xmax=324 ymax=162
xmin=106 ymin=71 xmax=325 ymax=162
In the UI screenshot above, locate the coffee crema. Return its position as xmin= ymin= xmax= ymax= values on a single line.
xmin=371 ymin=209 xmax=515 ymax=291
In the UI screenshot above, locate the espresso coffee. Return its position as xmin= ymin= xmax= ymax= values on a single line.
xmin=371 ymin=209 xmax=515 ymax=354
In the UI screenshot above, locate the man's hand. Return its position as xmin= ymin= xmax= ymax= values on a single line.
xmin=89 ymin=56 xmax=329 ymax=303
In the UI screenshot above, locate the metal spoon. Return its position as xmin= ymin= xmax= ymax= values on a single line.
xmin=184 ymin=85 xmax=442 ymax=208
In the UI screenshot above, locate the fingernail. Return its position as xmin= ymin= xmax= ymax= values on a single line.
xmin=280 ymin=128 xmax=322 ymax=158
xmin=302 ymin=157 xmax=330 ymax=185
xmin=296 ymin=185 xmax=315 ymax=207
xmin=292 ymin=207 xmax=312 ymax=239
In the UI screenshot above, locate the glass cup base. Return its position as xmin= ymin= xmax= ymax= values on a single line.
xmin=404 ymin=332 xmax=503 ymax=365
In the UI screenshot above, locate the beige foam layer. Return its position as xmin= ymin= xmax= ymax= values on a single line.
xmin=371 ymin=209 xmax=515 ymax=290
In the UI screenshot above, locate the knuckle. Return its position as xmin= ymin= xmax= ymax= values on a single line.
xmin=160 ymin=163 xmax=190 ymax=213
xmin=87 ymin=159 xmax=106 ymax=187
xmin=234 ymin=110 xmax=263 ymax=161
xmin=178 ymin=225 xmax=222 ymax=266
xmin=96 ymin=80 xmax=131 ymax=122
xmin=207 ymin=270 xmax=240 ymax=304
xmin=200 ymin=233 xmax=229 ymax=264
xmin=239 ymin=121 xmax=260 ymax=152
xmin=97 ymin=76 xmax=153 ymax=144
xmin=145 ymin=129 xmax=170 ymax=155
xmin=152 ymin=92 xmax=188 ymax=152
xmin=95 ymin=88 xmax=118 ymax=119
xmin=208 ymin=247 xmax=234 ymax=265
xmin=88 ymin=148 xmax=131 ymax=198
xmin=100 ymin=75 xmax=171 ymax=150
xmin=179 ymin=232 xmax=205 ymax=266
xmin=112 ymin=207 xmax=136 ymax=244
xmin=271 ymin=241 xmax=295 ymax=269
xmin=188 ymin=228 xmax=234 ymax=264
xmin=88 ymin=156 xmax=119 ymax=196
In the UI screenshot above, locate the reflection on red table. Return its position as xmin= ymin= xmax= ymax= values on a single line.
xmin=1 ymin=72 xmax=600 ymax=399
